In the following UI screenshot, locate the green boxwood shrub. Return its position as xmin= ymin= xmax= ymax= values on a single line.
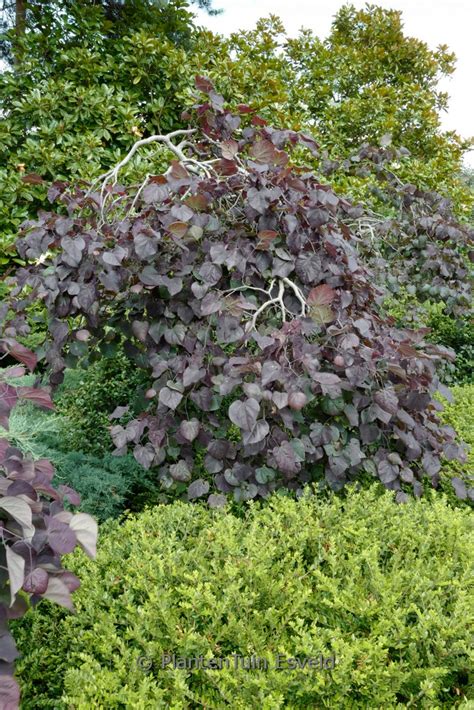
xmin=14 ymin=488 xmax=473 ymax=708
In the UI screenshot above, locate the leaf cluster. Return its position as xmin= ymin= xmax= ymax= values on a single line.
xmin=320 ymin=142 xmax=474 ymax=316
xmin=0 ymin=343 xmax=97 ymax=707
xmin=3 ymin=80 xmax=471 ymax=508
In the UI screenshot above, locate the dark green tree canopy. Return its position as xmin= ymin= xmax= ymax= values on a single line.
xmin=0 ymin=0 xmax=218 ymax=60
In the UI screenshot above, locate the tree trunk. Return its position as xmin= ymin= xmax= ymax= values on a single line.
xmin=15 ymin=0 xmax=27 ymax=35
xmin=14 ymin=0 xmax=27 ymax=63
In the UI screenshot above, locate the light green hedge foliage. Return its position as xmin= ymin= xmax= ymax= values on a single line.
xmin=14 ymin=488 xmax=473 ymax=708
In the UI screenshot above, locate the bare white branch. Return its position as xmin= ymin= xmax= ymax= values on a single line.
xmin=129 ymin=172 xmax=151 ymax=215
xmin=282 ymin=277 xmax=308 ymax=317
xmin=89 ymin=126 xmax=248 ymax=222
xmin=97 ymin=129 xmax=196 ymax=191
xmin=235 ymin=277 xmax=309 ymax=332
xmin=248 ymin=279 xmax=286 ymax=330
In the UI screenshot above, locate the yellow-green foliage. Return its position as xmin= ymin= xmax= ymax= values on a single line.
xmin=14 ymin=488 xmax=473 ymax=708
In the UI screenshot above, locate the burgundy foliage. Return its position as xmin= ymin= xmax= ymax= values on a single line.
xmin=0 ymin=344 xmax=97 ymax=708
xmin=2 ymin=78 xmax=471 ymax=520
xmin=323 ymin=143 xmax=473 ymax=313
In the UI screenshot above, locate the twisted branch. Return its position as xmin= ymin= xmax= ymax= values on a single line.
xmin=88 ymin=126 xmax=250 ymax=223
xmin=96 ymin=128 xmax=196 ymax=192
xmin=228 ymin=278 xmax=308 ymax=332
xmin=89 ymin=128 xmax=226 ymax=220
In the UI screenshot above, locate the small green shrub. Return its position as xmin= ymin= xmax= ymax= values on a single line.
xmin=0 ymin=399 xmax=62 ymax=460
xmin=52 ymin=450 xmax=160 ymax=522
xmin=14 ymin=488 xmax=473 ymax=708
xmin=56 ymin=355 xmax=149 ymax=455
xmin=0 ymin=375 xmax=161 ymax=521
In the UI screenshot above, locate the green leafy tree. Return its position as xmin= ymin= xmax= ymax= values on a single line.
xmin=0 ymin=0 xmax=219 ymax=60
xmin=200 ymin=7 xmax=473 ymax=215
xmin=0 ymin=0 xmax=201 ymax=264
xmin=284 ymin=5 xmax=473 ymax=214
xmin=286 ymin=6 xmax=462 ymax=152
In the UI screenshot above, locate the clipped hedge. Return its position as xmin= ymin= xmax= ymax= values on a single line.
xmin=14 ymin=488 xmax=473 ymax=708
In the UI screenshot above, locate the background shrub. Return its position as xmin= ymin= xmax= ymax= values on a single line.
xmin=14 ymin=488 xmax=473 ymax=708
xmin=383 ymin=292 xmax=473 ymax=385
xmin=425 ymin=307 xmax=473 ymax=385
xmin=55 ymin=354 xmax=149 ymax=455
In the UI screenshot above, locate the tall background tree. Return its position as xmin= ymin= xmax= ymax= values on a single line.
xmin=1 ymin=0 xmax=218 ymax=60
